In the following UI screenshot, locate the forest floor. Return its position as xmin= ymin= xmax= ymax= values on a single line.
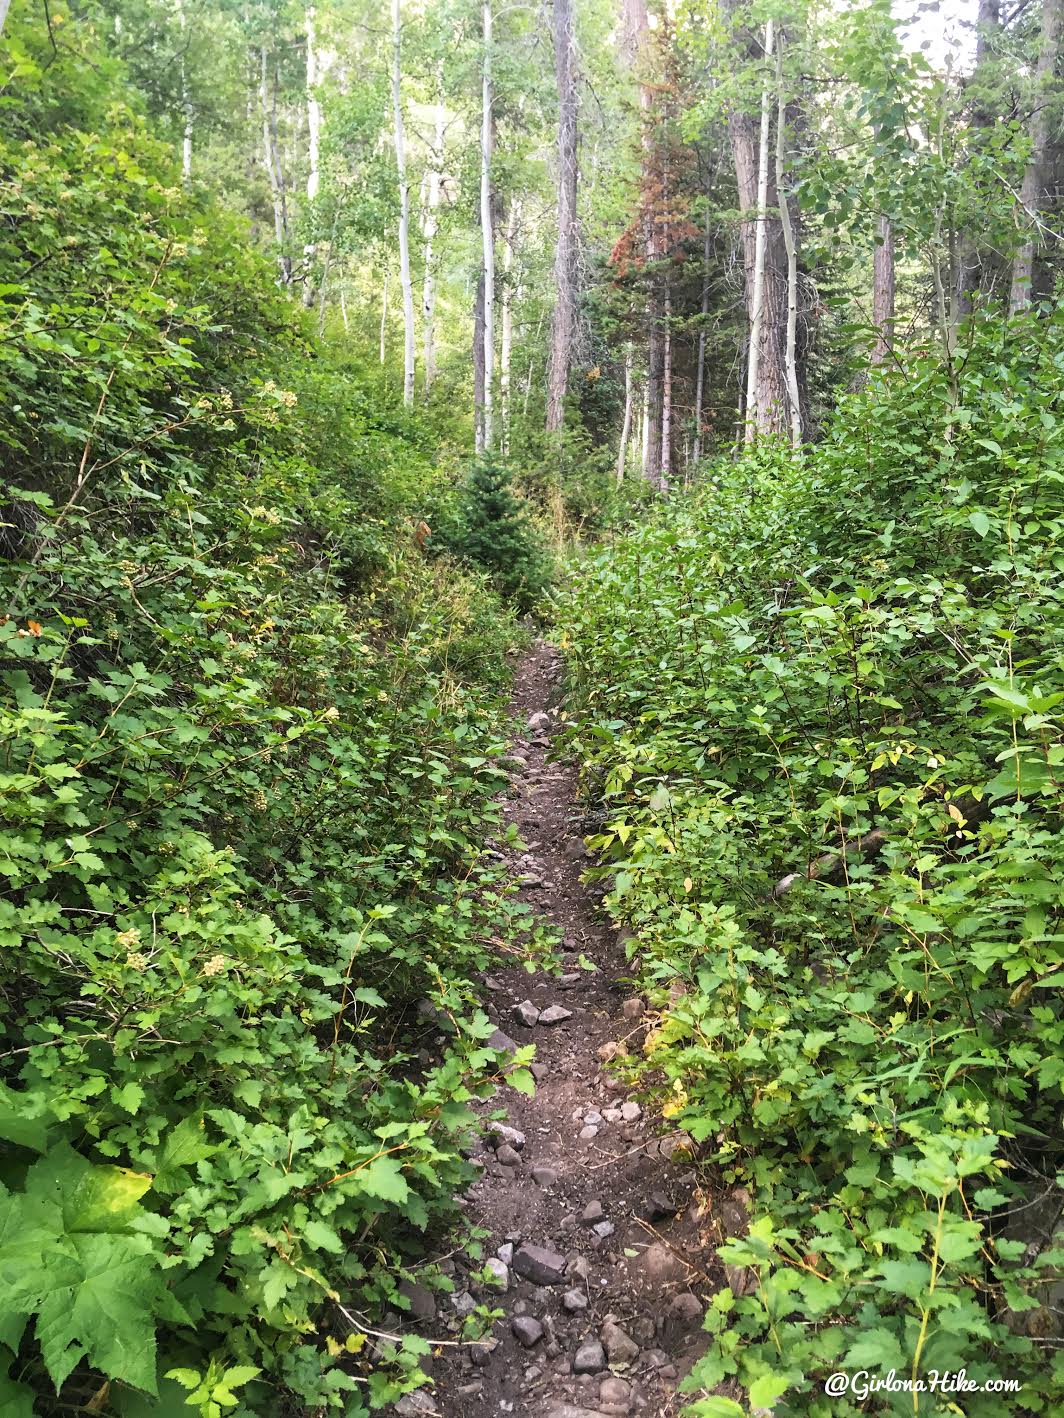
xmin=409 ymin=642 xmax=727 ymax=1418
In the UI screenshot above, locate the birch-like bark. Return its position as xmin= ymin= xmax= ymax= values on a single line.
xmin=871 ymin=212 xmax=895 ymax=364
xmin=177 ymin=0 xmax=193 ymax=182
xmin=391 ymin=0 xmax=415 ymax=404
xmin=480 ymin=0 xmax=495 ymax=446
xmin=501 ymin=198 xmax=520 ymax=448
xmin=474 ymin=271 xmax=486 ymax=453
xmin=422 ymin=80 xmax=445 ymax=397
xmin=616 ymin=350 xmax=633 ymax=482
xmin=380 ymin=273 xmax=388 ymax=365
xmin=546 ymin=0 xmax=579 ymax=432
xmin=1010 ymin=0 xmax=1063 ymax=311
xmin=744 ymin=18 xmax=775 ymax=443
xmin=260 ymin=47 xmax=292 ymax=283
xmin=303 ymin=6 xmax=322 ymax=308
xmin=0 ymin=2 xmax=10 ymax=39
xmin=775 ymin=44 xmax=802 ymax=445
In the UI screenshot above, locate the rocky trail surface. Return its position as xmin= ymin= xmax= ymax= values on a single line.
xmin=395 ymin=643 xmax=735 ymax=1418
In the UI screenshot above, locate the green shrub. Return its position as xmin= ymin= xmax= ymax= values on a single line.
xmin=557 ymin=310 xmax=1064 ymax=1415
xmin=0 ymin=13 xmax=541 ymax=1414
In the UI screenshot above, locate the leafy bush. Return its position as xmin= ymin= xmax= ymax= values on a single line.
xmin=556 ymin=311 xmax=1064 ymax=1414
xmin=0 ymin=13 xmax=539 ymax=1415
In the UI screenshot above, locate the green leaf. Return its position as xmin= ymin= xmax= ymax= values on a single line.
xmin=748 ymin=1372 xmax=790 ymax=1408
xmin=353 ymin=1156 xmax=409 ymax=1206
xmin=968 ymin=510 xmax=991 ymax=537
xmin=507 ymin=1068 xmax=536 ymax=1096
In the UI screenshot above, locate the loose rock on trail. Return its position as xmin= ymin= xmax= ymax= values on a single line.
xmin=401 ymin=642 xmax=727 ymax=1418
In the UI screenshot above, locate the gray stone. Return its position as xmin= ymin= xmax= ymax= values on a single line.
xmin=602 ymin=1108 xmax=622 ymax=1124
xmin=619 ymin=1101 xmax=641 ymax=1122
xmin=528 ymin=711 xmax=551 ymax=731
xmin=395 ymin=1393 xmax=437 ymax=1416
xmin=495 ymin=1143 xmax=522 ymax=1167
xmin=483 ymin=1258 xmax=509 ymax=1291
xmin=487 ymin=1029 xmax=519 ymax=1053
xmin=515 ymin=999 xmax=541 ymax=1027
xmin=543 ymin=1408 xmax=612 ymax=1418
xmin=397 ymin=1279 xmax=437 ymax=1322
xmin=451 ymin=1290 xmax=476 ymax=1317
xmin=598 ymin=1376 xmax=631 ymax=1407
xmin=621 ymin=998 xmax=644 ymax=1021
xmin=470 ymin=1337 xmax=498 ymax=1367
xmin=581 ymin=1200 xmax=605 ymax=1225
xmin=513 ymin=1242 xmax=568 ymax=1286
xmin=633 ymin=1242 xmax=689 ymax=1289
xmin=592 ymin=1220 xmax=615 ymax=1239
xmin=531 ymin=1062 xmax=550 ymax=1081
xmin=487 ymin=1121 xmax=526 ymax=1151
xmin=600 ymin=1321 xmax=639 ymax=1365
xmin=532 ymin=1165 xmax=558 ymax=1188
xmin=512 ymin=1315 xmax=545 ymax=1348
xmin=573 ymin=1339 xmax=607 ymax=1374
xmin=497 ymin=1242 xmax=514 ymax=1265
xmin=579 ymin=1125 xmax=599 ymax=1141
xmin=567 ymin=1255 xmax=592 ymax=1282
xmin=663 ymin=1291 xmax=703 ymax=1340
xmin=539 ymin=1004 xmax=573 ymax=1025
xmin=563 ymin=1287 xmax=589 ymax=1312
xmin=583 ymin=1110 xmax=604 ymax=1128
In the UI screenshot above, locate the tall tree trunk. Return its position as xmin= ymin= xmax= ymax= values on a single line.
xmin=380 ymin=273 xmax=388 ymax=365
xmin=177 ymin=0 xmax=193 ymax=182
xmin=546 ymin=0 xmax=579 ymax=432
xmin=480 ymin=1 xmax=495 ymax=446
xmin=0 ymin=2 xmax=10 ymax=39
xmin=775 ymin=42 xmax=802 ymax=444
xmin=871 ymin=212 xmax=895 ymax=364
xmin=624 ymin=0 xmax=665 ymax=486
xmin=692 ymin=193 xmax=712 ymax=464
xmin=391 ymin=0 xmax=415 ymax=405
xmin=303 ymin=6 xmax=322 ymax=308
xmin=744 ymin=18 xmax=775 ymax=442
xmin=473 ymin=271 xmax=486 ymax=453
xmin=640 ymin=375 xmax=649 ymax=475
xmin=422 ymin=79 xmax=445 ymax=398
xmin=1010 ymin=0 xmax=1063 ymax=311
xmin=726 ymin=5 xmax=789 ymax=439
xmin=501 ymin=198 xmax=520 ymax=449
xmin=260 ymin=47 xmax=291 ymax=283
xmin=957 ymin=0 xmax=1001 ymax=316
xmin=616 ymin=350 xmax=633 ymax=482
xmin=661 ymin=283 xmax=673 ymax=487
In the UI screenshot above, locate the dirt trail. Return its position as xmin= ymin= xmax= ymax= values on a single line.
xmin=415 ymin=642 xmax=721 ymax=1418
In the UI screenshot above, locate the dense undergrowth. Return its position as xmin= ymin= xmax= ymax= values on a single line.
xmin=558 ymin=314 xmax=1064 ymax=1415
xmin=0 ymin=17 xmax=542 ymax=1417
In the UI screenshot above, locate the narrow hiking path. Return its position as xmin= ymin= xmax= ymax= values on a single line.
xmin=421 ymin=642 xmax=726 ymax=1418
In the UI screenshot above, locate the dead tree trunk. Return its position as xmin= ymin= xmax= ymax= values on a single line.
xmin=617 ymin=350 xmax=633 ymax=482
xmin=480 ymin=1 xmax=496 ymax=446
xmin=546 ymin=0 xmax=579 ymax=432
xmin=474 ymin=271 xmax=486 ymax=454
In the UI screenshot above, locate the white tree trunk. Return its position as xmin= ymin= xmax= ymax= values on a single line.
xmin=422 ymin=82 xmax=445 ymax=397
xmin=380 ymin=272 xmax=388 ymax=365
xmin=177 ymin=0 xmax=193 ymax=182
xmin=260 ymin=47 xmax=292 ymax=283
xmin=640 ymin=377 xmax=650 ymax=474
xmin=0 ymin=2 xmax=11 ymax=39
xmin=480 ymin=0 xmax=495 ymax=447
xmin=744 ymin=18 xmax=775 ymax=444
xmin=501 ymin=198 xmax=520 ymax=448
xmin=306 ymin=8 xmax=321 ymax=202
xmin=616 ymin=351 xmax=633 ymax=483
xmin=775 ymin=45 xmax=802 ymax=446
xmin=391 ymin=0 xmax=416 ymax=404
